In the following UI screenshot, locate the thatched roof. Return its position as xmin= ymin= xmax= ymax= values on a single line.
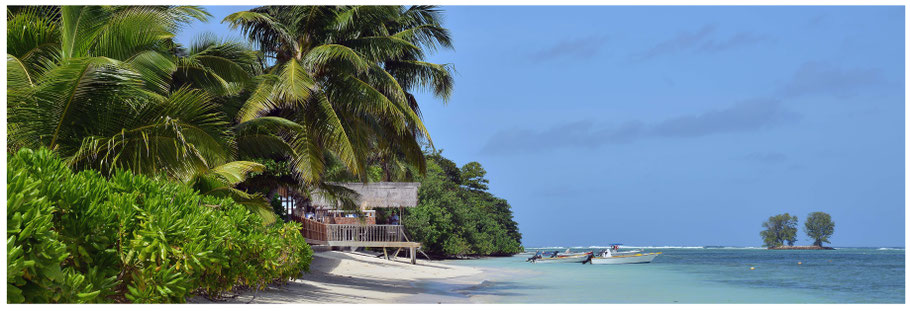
xmin=310 ymin=182 xmax=420 ymax=209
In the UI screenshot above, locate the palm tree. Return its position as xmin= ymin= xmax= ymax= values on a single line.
xmin=7 ymin=6 xmax=284 ymax=220
xmin=8 ymin=5 xmax=456 ymax=220
xmin=224 ymin=5 xmax=454 ymax=185
xmin=9 ymin=6 xmax=232 ymax=176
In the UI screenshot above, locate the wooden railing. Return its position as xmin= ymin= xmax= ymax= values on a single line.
xmin=289 ymin=216 xmax=405 ymax=244
xmin=292 ymin=215 xmax=327 ymax=243
xmin=326 ymin=224 xmax=405 ymax=243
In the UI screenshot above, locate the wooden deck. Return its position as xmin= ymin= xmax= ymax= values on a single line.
xmin=293 ymin=217 xmax=423 ymax=263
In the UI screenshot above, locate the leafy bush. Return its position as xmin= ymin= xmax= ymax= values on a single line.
xmin=7 ymin=148 xmax=312 ymax=303
xmin=403 ymin=152 xmax=523 ymax=257
xmin=760 ymin=213 xmax=799 ymax=247
xmin=804 ymin=212 xmax=835 ymax=247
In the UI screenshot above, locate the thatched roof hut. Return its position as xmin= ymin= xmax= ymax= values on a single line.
xmin=310 ymin=182 xmax=420 ymax=209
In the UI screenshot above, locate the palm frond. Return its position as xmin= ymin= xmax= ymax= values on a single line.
xmin=10 ymin=57 xmax=143 ymax=152
xmin=341 ymin=36 xmax=423 ymax=62
xmin=223 ymin=10 xmax=299 ymax=58
xmin=208 ymin=161 xmax=266 ymax=185
xmin=59 ymin=6 xmax=110 ymax=59
xmin=127 ymin=50 xmax=177 ymax=95
xmin=7 ymin=6 xmax=61 ymax=80
xmin=385 ymin=59 xmax=455 ymax=101
xmin=93 ymin=8 xmax=174 ymax=60
xmin=236 ymin=59 xmax=315 ymax=122
xmin=7 ymin=54 xmax=34 ymax=91
xmin=301 ymin=44 xmax=371 ymax=73
xmin=67 ymin=87 xmax=231 ymax=179
xmin=234 ymin=116 xmax=322 ymax=184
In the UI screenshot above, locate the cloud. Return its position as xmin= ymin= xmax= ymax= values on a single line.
xmin=808 ymin=14 xmax=827 ymax=27
xmin=480 ymin=98 xmax=799 ymax=155
xmin=529 ymin=35 xmax=609 ymax=61
xmin=632 ymin=25 xmax=716 ymax=61
xmin=631 ymin=25 xmax=772 ymax=61
xmin=651 ymin=99 xmax=798 ymax=138
xmin=737 ymin=152 xmax=789 ymax=163
xmin=777 ymin=61 xmax=886 ymax=98
xmin=699 ymin=32 xmax=772 ymax=52
xmin=477 ymin=120 xmax=642 ymax=155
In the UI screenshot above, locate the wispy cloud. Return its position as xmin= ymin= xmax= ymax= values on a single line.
xmin=737 ymin=152 xmax=789 ymax=164
xmin=808 ymin=14 xmax=827 ymax=27
xmin=651 ymin=99 xmax=798 ymax=138
xmin=777 ymin=61 xmax=886 ymax=98
xmin=699 ymin=32 xmax=772 ymax=52
xmin=480 ymin=98 xmax=799 ymax=155
xmin=631 ymin=25 xmax=772 ymax=61
xmin=529 ymin=35 xmax=610 ymax=61
xmin=631 ymin=25 xmax=716 ymax=61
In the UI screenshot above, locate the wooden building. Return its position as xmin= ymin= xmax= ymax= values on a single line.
xmin=283 ymin=182 xmax=424 ymax=264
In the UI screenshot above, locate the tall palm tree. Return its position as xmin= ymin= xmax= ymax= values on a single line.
xmin=7 ymin=6 xmax=254 ymax=179
xmin=224 ymin=5 xmax=454 ymax=185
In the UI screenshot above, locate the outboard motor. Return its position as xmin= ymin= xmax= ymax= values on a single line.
xmin=527 ymin=250 xmax=542 ymax=262
xmin=550 ymin=250 xmax=559 ymax=258
xmin=581 ymin=253 xmax=594 ymax=264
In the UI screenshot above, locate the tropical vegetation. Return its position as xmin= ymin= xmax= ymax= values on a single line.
xmin=402 ymin=151 xmax=523 ymax=257
xmin=7 ymin=4 xmax=522 ymax=302
xmin=7 ymin=4 xmax=454 ymax=215
xmin=804 ymin=212 xmax=835 ymax=247
xmin=760 ymin=213 xmax=799 ymax=248
xmin=8 ymin=148 xmax=311 ymax=303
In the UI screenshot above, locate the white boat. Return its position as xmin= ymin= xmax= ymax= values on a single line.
xmin=587 ymin=247 xmax=661 ymax=265
xmin=527 ymin=249 xmax=592 ymax=264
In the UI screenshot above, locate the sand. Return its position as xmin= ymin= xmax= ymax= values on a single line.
xmin=191 ymin=250 xmax=483 ymax=303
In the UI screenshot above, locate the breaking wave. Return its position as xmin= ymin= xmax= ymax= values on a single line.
xmin=525 ymin=245 xmax=768 ymax=250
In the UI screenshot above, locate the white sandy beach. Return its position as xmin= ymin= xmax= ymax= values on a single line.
xmin=191 ymin=250 xmax=483 ymax=303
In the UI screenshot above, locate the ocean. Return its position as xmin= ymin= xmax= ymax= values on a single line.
xmin=430 ymin=247 xmax=905 ymax=303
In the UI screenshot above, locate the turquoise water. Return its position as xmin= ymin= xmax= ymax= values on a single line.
xmin=439 ymin=247 xmax=905 ymax=303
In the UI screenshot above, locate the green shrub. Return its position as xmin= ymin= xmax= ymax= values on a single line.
xmin=7 ymin=148 xmax=312 ymax=303
xmin=403 ymin=152 xmax=523 ymax=257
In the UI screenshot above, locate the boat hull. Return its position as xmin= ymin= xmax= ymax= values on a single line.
xmin=531 ymin=253 xmax=591 ymax=264
xmin=590 ymin=252 xmax=660 ymax=264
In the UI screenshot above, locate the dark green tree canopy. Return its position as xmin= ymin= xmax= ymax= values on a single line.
xmin=760 ymin=213 xmax=799 ymax=247
xmin=460 ymin=161 xmax=489 ymax=191
xmin=804 ymin=212 xmax=835 ymax=247
xmin=427 ymin=151 xmax=461 ymax=184
xmin=403 ymin=151 xmax=522 ymax=257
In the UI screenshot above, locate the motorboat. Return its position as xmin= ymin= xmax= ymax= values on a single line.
xmin=527 ymin=249 xmax=593 ymax=263
xmin=584 ymin=244 xmax=660 ymax=264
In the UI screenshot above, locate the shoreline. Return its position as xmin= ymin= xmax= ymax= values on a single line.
xmin=185 ymin=248 xmax=906 ymax=304
xmin=768 ymin=245 xmax=836 ymax=250
xmin=190 ymin=250 xmax=487 ymax=303
xmin=402 ymin=260 xmax=537 ymax=303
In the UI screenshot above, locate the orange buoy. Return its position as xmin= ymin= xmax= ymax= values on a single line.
xmin=750 ymin=267 xmax=755 ymax=270
xmin=798 ymin=262 xmax=802 ymax=265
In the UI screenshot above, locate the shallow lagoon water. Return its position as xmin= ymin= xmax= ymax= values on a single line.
xmin=431 ymin=247 xmax=905 ymax=303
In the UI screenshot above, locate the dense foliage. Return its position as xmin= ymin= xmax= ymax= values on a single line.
xmin=7 ymin=5 xmax=454 ymax=216
xmin=403 ymin=152 xmax=522 ymax=257
xmin=6 ymin=5 xmax=466 ymax=302
xmin=760 ymin=213 xmax=799 ymax=247
xmin=804 ymin=212 xmax=835 ymax=247
xmin=7 ymin=148 xmax=312 ymax=303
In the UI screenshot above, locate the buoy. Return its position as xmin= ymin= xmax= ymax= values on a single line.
xmin=750 ymin=267 xmax=755 ymax=270
xmin=798 ymin=262 xmax=802 ymax=265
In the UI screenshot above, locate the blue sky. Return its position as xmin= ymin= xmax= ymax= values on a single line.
xmin=176 ymin=6 xmax=905 ymax=247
